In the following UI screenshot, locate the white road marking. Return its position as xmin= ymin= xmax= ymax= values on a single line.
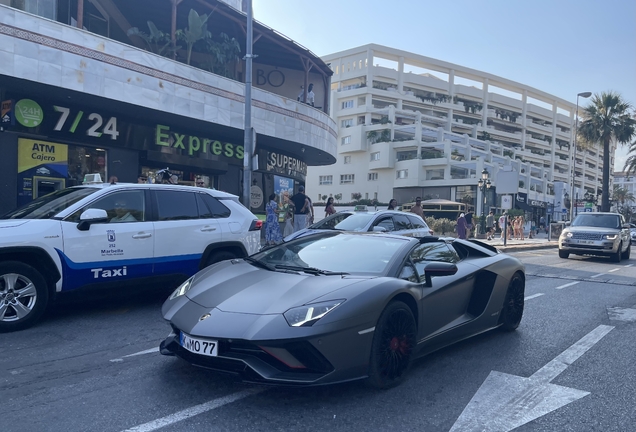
xmin=607 ymin=307 xmax=636 ymax=323
xmin=110 ymin=347 xmax=160 ymax=363
xmin=555 ymin=282 xmax=579 ymax=290
xmin=121 ymin=388 xmax=265 ymax=432
xmin=590 ymin=273 xmax=605 ymax=278
xmin=607 ymin=268 xmax=620 ymax=273
xmin=524 ymin=293 xmax=544 ymax=300
xmin=625 ymin=264 xmax=634 ymax=268
xmin=450 ymin=325 xmax=614 ymax=432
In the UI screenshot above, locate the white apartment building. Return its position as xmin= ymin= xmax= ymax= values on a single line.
xmin=613 ymin=172 xmax=636 ymax=212
xmin=307 ymin=44 xmax=615 ymax=222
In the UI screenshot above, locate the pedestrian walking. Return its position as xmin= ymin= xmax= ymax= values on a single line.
xmin=410 ymin=197 xmax=424 ymax=218
xmin=456 ymin=212 xmax=468 ymax=239
xmin=486 ymin=211 xmax=495 ymax=240
xmin=499 ymin=212 xmax=507 ymax=240
xmin=265 ymin=194 xmax=283 ymax=246
xmin=290 ymin=186 xmax=310 ymax=233
xmin=325 ymin=197 xmax=336 ymax=217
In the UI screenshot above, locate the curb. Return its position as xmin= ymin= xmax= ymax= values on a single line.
xmin=498 ymin=243 xmax=558 ymax=252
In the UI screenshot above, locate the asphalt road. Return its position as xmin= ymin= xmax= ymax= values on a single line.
xmin=1 ymin=251 xmax=635 ymax=432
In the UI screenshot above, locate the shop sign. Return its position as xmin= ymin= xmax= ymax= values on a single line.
xmin=52 ymin=105 xmax=119 ymax=140
xmin=1 ymin=100 xmax=14 ymax=126
xmin=17 ymin=139 xmax=69 ymax=206
xmin=260 ymin=150 xmax=307 ymax=181
xmin=529 ymin=200 xmax=547 ymax=208
xmin=250 ymin=185 xmax=263 ymax=209
xmin=15 ymin=99 xmax=44 ymax=127
xmin=155 ymin=124 xmax=244 ymax=161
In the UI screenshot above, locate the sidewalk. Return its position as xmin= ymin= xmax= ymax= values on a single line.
xmin=476 ymin=231 xmax=557 ymax=252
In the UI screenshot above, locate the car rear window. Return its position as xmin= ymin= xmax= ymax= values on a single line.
xmin=155 ymin=190 xmax=198 ymax=221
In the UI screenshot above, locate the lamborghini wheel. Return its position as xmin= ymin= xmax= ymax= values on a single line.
xmin=500 ymin=273 xmax=525 ymax=332
xmin=368 ymin=301 xmax=416 ymax=389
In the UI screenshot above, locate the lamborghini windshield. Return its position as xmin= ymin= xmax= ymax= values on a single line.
xmin=251 ymin=232 xmax=408 ymax=275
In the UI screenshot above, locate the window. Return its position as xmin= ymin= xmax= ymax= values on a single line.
xmin=341 ymin=136 xmax=352 ymax=145
xmin=155 ymin=190 xmax=198 ymax=221
xmin=396 ymin=169 xmax=408 ymax=179
xmin=199 ymin=193 xmax=231 ymax=218
xmin=340 ymin=174 xmax=354 ymax=184
xmin=344 ymin=156 xmax=351 ymax=164
xmin=319 ymin=175 xmax=333 ymax=185
xmin=407 ymin=214 xmax=428 ymax=229
xmin=73 ymin=190 xmax=145 ymax=223
xmin=9 ymin=0 xmax=56 ymax=20
xmin=410 ymin=242 xmax=458 ymax=279
xmin=368 ymin=173 xmax=378 ymax=181
xmin=342 ymin=100 xmax=354 ymax=109
xmin=365 ymin=193 xmax=368 ymax=199
xmin=341 ymin=119 xmax=354 ymax=128
xmin=374 ymin=217 xmax=395 ymax=232
xmin=393 ymin=214 xmax=413 ymax=231
xmin=370 ymin=152 xmax=380 ymax=161
xmin=335 ymin=65 xmax=339 ymax=74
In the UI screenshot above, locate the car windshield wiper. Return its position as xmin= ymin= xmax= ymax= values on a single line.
xmin=274 ymin=264 xmax=349 ymax=276
xmin=244 ymin=257 xmax=276 ymax=272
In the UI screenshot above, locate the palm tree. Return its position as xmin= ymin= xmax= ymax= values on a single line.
xmin=578 ymin=91 xmax=636 ymax=211
xmin=623 ymin=138 xmax=636 ymax=175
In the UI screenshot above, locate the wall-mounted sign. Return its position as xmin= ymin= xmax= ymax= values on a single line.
xmin=17 ymin=138 xmax=68 ymax=206
xmin=1 ymin=100 xmax=14 ymax=126
xmin=155 ymin=124 xmax=244 ymax=161
xmin=250 ymin=185 xmax=263 ymax=209
xmin=52 ymin=105 xmax=119 ymax=140
xmin=15 ymin=99 xmax=43 ymax=127
xmin=259 ymin=150 xmax=307 ymax=181
xmin=501 ymin=195 xmax=512 ymax=209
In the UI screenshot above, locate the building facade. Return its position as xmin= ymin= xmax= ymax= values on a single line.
xmin=0 ymin=0 xmax=336 ymax=215
xmin=307 ymin=44 xmax=615 ymax=223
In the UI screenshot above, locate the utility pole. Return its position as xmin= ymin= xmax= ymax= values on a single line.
xmin=242 ymin=0 xmax=254 ymax=208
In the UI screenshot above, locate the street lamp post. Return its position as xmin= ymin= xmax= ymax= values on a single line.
xmin=570 ymin=91 xmax=592 ymax=221
xmin=477 ymin=168 xmax=492 ymax=236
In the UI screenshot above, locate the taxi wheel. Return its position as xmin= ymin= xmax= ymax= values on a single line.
xmin=0 ymin=262 xmax=49 ymax=332
xmin=206 ymin=251 xmax=237 ymax=267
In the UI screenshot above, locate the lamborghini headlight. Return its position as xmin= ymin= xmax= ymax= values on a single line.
xmin=284 ymin=300 xmax=344 ymax=327
xmin=602 ymin=234 xmax=617 ymax=240
xmin=169 ymin=277 xmax=194 ymax=300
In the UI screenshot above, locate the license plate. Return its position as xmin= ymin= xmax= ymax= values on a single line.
xmin=180 ymin=332 xmax=218 ymax=357
xmin=578 ymin=240 xmax=595 ymax=244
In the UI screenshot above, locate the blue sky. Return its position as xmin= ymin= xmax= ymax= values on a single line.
xmin=253 ymin=0 xmax=636 ymax=170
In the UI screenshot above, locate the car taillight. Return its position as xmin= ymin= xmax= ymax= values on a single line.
xmin=249 ymin=220 xmax=263 ymax=231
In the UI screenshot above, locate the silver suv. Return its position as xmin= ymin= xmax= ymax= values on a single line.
xmin=0 ymin=183 xmax=261 ymax=332
xmin=558 ymin=212 xmax=631 ymax=262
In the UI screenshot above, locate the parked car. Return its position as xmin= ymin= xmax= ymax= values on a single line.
xmin=0 ymin=182 xmax=261 ymax=332
xmin=160 ymin=232 xmax=525 ymax=388
xmin=283 ymin=210 xmax=433 ymax=242
xmin=558 ymin=212 xmax=631 ymax=262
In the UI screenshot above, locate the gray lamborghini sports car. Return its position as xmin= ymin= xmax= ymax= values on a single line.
xmin=160 ymin=232 xmax=525 ymax=388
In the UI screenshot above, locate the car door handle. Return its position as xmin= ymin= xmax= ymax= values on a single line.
xmin=132 ymin=232 xmax=152 ymax=239
xmin=200 ymin=226 xmax=217 ymax=232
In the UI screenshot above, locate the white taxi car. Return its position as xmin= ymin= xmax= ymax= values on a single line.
xmin=0 ymin=182 xmax=261 ymax=332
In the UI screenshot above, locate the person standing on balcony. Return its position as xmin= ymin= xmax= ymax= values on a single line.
xmin=306 ymin=83 xmax=315 ymax=107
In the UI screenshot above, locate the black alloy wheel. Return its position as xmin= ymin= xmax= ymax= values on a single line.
xmin=500 ymin=273 xmax=525 ymax=331
xmin=558 ymin=250 xmax=569 ymax=259
xmin=368 ymin=301 xmax=417 ymax=389
xmin=0 ymin=261 xmax=49 ymax=332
